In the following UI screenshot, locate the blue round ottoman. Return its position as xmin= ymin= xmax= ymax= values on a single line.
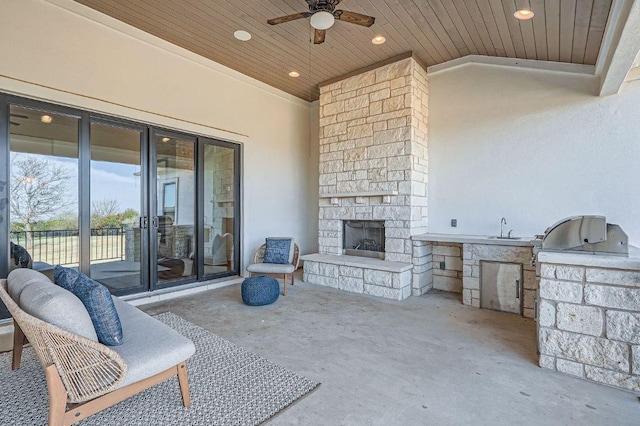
xmin=241 ymin=276 xmax=280 ymax=306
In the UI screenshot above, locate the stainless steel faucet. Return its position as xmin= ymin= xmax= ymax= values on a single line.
xmin=500 ymin=217 xmax=507 ymax=238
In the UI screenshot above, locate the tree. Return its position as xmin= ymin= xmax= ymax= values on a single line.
xmin=38 ymin=211 xmax=78 ymax=231
xmin=92 ymin=199 xmax=120 ymax=218
xmin=92 ymin=199 xmax=121 ymax=229
xmin=91 ymin=200 xmax=139 ymax=229
xmin=10 ymin=155 xmax=72 ymax=248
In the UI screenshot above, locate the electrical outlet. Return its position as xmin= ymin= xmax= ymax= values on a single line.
xmin=451 ymin=219 xmax=457 ymax=227
xmin=440 ymin=261 xmax=446 ymax=269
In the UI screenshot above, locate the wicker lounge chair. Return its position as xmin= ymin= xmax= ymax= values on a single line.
xmin=0 ymin=271 xmax=194 ymax=426
xmin=246 ymin=240 xmax=300 ymax=296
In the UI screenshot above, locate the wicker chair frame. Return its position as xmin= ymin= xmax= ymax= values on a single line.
xmin=249 ymin=243 xmax=300 ymax=296
xmin=0 ymin=279 xmax=191 ymax=426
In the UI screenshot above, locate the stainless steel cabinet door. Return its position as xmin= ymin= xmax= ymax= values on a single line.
xmin=480 ymin=261 xmax=522 ymax=314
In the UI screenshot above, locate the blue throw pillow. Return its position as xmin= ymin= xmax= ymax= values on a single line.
xmin=53 ymin=266 xmax=123 ymax=346
xmin=263 ymin=238 xmax=292 ymax=264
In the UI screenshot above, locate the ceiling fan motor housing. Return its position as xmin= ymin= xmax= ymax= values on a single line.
xmin=308 ymin=0 xmax=341 ymax=13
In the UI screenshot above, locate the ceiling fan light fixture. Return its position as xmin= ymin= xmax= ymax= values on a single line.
xmin=310 ymin=11 xmax=335 ymax=30
xmin=233 ymin=30 xmax=252 ymax=41
xmin=514 ymin=9 xmax=534 ymax=20
xmin=372 ymin=35 xmax=386 ymax=45
xmin=40 ymin=115 xmax=52 ymax=124
xmin=288 ymin=71 xmax=300 ymax=78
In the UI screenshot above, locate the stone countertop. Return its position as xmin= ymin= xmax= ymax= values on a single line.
xmin=412 ymin=232 xmax=539 ymax=247
xmin=537 ymin=245 xmax=640 ymax=270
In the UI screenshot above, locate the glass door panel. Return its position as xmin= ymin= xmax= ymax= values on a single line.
xmin=90 ymin=122 xmax=145 ymax=294
xmin=203 ymin=143 xmax=236 ymax=276
xmin=9 ymin=106 xmax=79 ymax=276
xmin=153 ymin=134 xmax=196 ymax=287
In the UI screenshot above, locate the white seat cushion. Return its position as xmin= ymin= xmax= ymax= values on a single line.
xmin=247 ymin=263 xmax=296 ymax=274
xmin=111 ymin=297 xmax=195 ymax=388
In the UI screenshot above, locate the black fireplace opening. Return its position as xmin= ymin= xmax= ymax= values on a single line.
xmin=343 ymin=220 xmax=385 ymax=259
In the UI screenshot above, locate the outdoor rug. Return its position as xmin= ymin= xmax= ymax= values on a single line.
xmin=0 ymin=312 xmax=320 ymax=425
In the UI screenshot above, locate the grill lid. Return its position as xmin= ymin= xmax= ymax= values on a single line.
xmin=541 ymin=215 xmax=628 ymax=256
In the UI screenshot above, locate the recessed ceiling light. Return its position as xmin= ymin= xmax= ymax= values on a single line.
xmin=162 ymin=137 xmax=170 ymax=142
xmin=514 ymin=9 xmax=534 ymax=20
xmin=289 ymin=71 xmax=300 ymax=78
xmin=234 ymin=30 xmax=251 ymax=41
xmin=40 ymin=115 xmax=52 ymax=124
xmin=372 ymin=35 xmax=386 ymax=45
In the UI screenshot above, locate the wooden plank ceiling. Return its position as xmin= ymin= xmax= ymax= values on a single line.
xmin=74 ymin=0 xmax=612 ymax=101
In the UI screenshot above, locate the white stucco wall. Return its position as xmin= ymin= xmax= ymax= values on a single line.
xmin=428 ymin=64 xmax=640 ymax=246
xmin=306 ymin=101 xmax=320 ymax=255
xmin=0 ymin=0 xmax=314 ymax=270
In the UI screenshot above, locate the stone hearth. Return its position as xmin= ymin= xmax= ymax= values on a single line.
xmin=303 ymin=55 xmax=429 ymax=300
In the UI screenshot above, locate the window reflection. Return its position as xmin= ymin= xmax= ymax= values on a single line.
xmin=9 ymin=106 xmax=79 ymax=276
xmin=156 ymin=136 xmax=196 ymax=283
xmin=90 ymin=122 xmax=143 ymax=293
xmin=203 ymin=144 xmax=235 ymax=275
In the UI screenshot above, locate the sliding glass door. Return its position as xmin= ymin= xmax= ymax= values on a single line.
xmin=151 ymin=131 xmax=196 ymax=289
xmin=90 ymin=120 xmax=147 ymax=294
xmin=201 ymin=140 xmax=239 ymax=278
xmin=1 ymin=94 xmax=242 ymax=320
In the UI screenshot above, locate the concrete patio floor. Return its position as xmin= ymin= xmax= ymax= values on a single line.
xmin=142 ymin=276 xmax=638 ymax=425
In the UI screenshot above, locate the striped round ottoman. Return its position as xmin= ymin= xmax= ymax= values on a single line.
xmin=241 ymin=276 xmax=280 ymax=306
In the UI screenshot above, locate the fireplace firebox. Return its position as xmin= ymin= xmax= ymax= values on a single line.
xmin=343 ymin=220 xmax=385 ymax=259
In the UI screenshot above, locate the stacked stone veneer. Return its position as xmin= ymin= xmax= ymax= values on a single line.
xmin=432 ymin=243 xmax=463 ymax=293
xmin=538 ymin=261 xmax=640 ymax=392
xmin=317 ymin=57 xmax=429 ymax=264
xmin=463 ymin=244 xmax=537 ymax=318
xmin=305 ymin=56 xmax=429 ymax=300
xmin=411 ymin=241 xmax=433 ymax=296
xmin=303 ymin=255 xmax=413 ymax=300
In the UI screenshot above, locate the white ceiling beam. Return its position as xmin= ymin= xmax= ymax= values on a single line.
xmin=597 ymin=0 xmax=640 ymax=96
xmin=427 ymin=55 xmax=595 ymax=76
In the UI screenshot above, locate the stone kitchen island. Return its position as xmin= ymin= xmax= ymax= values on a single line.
xmin=412 ymin=233 xmax=539 ymax=318
xmin=537 ymin=248 xmax=640 ymax=392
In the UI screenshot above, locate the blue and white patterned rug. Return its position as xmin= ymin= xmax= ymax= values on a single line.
xmin=0 ymin=312 xmax=319 ymax=425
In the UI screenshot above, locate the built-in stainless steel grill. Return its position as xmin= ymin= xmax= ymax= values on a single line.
xmin=541 ymin=215 xmax=628 ymax=256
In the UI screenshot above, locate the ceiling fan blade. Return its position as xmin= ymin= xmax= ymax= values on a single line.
xmin=334 ymin=10 xmax=375 ymax=27
xmin=267 ymin=12 xmax=311 ymax=25
xmin=10 ymin=114 xmax=28 ymax=119
xmin=314 ymin=29 xmax=326 ymax=44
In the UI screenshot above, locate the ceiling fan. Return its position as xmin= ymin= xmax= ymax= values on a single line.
xmin=267 ymin=0 xmax=375 ymax=44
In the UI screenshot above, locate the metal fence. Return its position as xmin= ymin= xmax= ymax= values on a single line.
xmin=10 ymin=228 xmax=125 ymax=266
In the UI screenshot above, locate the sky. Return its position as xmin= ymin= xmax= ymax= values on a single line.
xmin=10 ymin=153 xmax=141 ymax=222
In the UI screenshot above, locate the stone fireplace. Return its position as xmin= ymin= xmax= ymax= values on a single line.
xmin=302 ymin=54 xmax=430 ymax=301
xmin=343 ymin=220 xmax=385 ymax=259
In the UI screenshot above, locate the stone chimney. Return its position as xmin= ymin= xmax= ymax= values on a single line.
xmin=317 ymin=55 xmax=429 ymax=263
